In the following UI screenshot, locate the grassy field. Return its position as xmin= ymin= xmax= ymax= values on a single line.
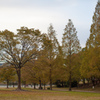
xmin=53 ymin=86 xmax=100 ymax=92
xmin=0 ymin=88 xmax=100 ymax=100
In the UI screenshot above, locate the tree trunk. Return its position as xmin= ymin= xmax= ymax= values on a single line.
xmin=87 ymin=79 xmax=90 ymax=86
xmin=83 ymin=78 xmax=85 ymax=86
xmin=33 ymin=83 xmax=36 ymax=89
xmin=61 ymin=81 xmax=64 ymax=87
xmin=44 ymin=84 xmax=45 ymax=90
xmin=39 ymin=78 xmax=42 ymax=89
xmin=69 ymin=71 xmax=72 ymax=91
xmin=69 ymin=29 xmax=72 ymax=91
xmin=99 ymin=79 xmax=100 ymax=84
xmin=77 ymin=81 xmax=79 ymax=88
xmin=50 ymin=68 xmax=52 ymax=90
xmin=16 ymin=68 xmax=21 ymax=90
xmin=31 ymin=84 xmax=33 ymax=88
xmin=50 ymin=79 xmax=52 ymax=90
xmin=96 ymin=80 xmax=98 ymax=85
xmin=13 ymin=82 xmax=15 ymax=88
xmin=24 ymin=81 xmax=26 ymax=88
xmin=92 ymin=78 xmax=95 ymax=87
xmin=7 ymin=79 xmax=9 ymax=88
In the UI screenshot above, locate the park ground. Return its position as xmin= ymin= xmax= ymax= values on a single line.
xmin=0 ymin=87 xmax=100 ymax=100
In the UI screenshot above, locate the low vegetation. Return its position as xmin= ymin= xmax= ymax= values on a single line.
xmin=0 ymin=88 xmax=100 ymax=100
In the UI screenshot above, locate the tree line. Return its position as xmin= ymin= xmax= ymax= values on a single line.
xmin=0 ymin=1 xmax=100 ymax=91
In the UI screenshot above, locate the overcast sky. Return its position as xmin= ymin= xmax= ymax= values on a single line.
xmin=0 ymin=0 xmax=98 ymax=47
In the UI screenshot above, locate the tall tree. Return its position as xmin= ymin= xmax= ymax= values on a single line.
xmin=48 ymin=24 xmax=60 ymax=90
xmin=62 ymin=19 xmax=81 ymax=91
xmin=87 ymin=0 xmax=100 ymax=48
xmin=86 ymin=0 xmax=100 ymax=84
xmin=40 ymin=24 xmax=60 ymax=90
xmin=0 ymin=27 xmax=41 ymax=90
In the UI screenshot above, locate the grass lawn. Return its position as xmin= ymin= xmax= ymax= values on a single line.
xmin=0 ymin=88 xmax=100 ymax=100
xmin=53 ymin=86 xmax=100 ymax=92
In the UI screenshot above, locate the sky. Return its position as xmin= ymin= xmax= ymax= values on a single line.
xmin=0 ymin=0 xmax=98 ymax=47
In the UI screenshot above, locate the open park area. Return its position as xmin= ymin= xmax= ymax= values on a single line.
xmin=0 ymin=88 xmax=100 ymax=100
xmin=0 ymin=0 xmax=100 ymax=100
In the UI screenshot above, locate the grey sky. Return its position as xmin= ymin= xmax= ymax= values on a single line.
xmin=0 ymin=0 xmax=98 ymax=47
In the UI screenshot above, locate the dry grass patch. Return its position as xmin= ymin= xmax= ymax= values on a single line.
xmin=0 ymin=88 xmax=99 ymax=100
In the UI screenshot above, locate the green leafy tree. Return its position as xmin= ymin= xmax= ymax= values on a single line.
xmin=62 ymin=19 xmax=81 ymax=91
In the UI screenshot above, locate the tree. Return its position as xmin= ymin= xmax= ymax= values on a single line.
xmin=85 ymin=0 xmax=100 ymax=86
xmin=0 ymin=27 xmax=41 ymax=90
xmin=33 ymin=57 xmax=49 ymax=90
xmin=21 ymin=61 xmax=38 ymax=89
xmin=53 ymin=46 xmax=67 ymax=87
xmin=71 ymin=52 xmax=82 ymax=87
xmin=62 ymin=19 xmax=81 ymax=91
xmin=86 ymin=0 xmax=100 ymax=49
xmin=46 ymin=24 xmax=60 ymax=90
xmin=0 ymin=64 xmax=16 ymax=88
xmin=39 ymin=25 xmax=60 ymax=90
